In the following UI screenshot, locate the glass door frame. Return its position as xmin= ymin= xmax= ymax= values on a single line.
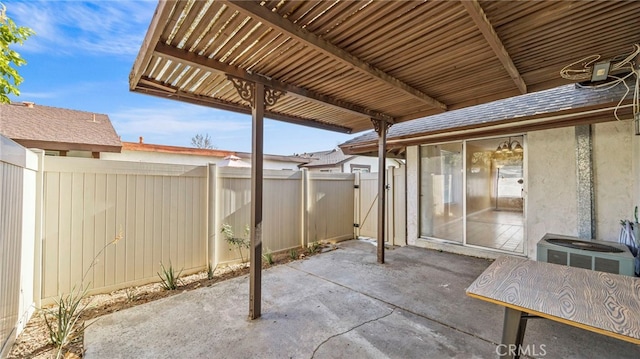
xmin=418 ymin=134 xmax=527 ymax=255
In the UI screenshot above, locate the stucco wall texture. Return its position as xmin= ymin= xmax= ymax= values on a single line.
xmin=592 ymin=120 xmax=634 ymax=242
xmin=407 ymin=120 xmax=637 ymax=260
xmin=526 ymin=127 xmax=578 ymax=258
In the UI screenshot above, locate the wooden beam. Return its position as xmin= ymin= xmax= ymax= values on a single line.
xmin=134 ymin=78 xmax=353 ymax=133
xmin=223 ymin=0 xmax=447 ymax=111
xmin=154 ymin=43 xmax=395 ymax=123
xmin=461 ymin=0 xmax=527 ymax=94
xmin=129 ymin=0 xmax=177 ymax=90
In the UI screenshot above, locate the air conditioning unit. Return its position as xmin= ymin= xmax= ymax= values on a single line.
xmin=537 ymin=233 xmax=636 ymax=276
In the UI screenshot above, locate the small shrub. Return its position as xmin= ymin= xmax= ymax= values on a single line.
xmin=125 ymin=288 xmax=138 ymax=303
xmin=207 ymin=263 xmax=216 ymax=280
xmin=288 ymin=248 xmax=298 ymax=260
xmin=307 ymin=241 xmax=321 ymax=254
xmin=157 ymin=262 xmax=183 ymax=290
xmin=263 ymin=249 xmax=274 ymax=265
xmin=42 ymin=228 xmax=124 ymax=358
xmin=42 ymin=285 xmax=89 ymax=358
xmin=221 ymin=223 xmax=250 ymax=263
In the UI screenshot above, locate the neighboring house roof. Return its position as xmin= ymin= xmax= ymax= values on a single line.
xmin=340 ymin=82 xmax=634 ymax=156
xmin=217 ymin=155 xmax=251 ymax=168
xmin=123 ymin=140 xmax=311 ymax=165
xmin=0 ymin=102 xmax=122 ymax=153
xmin=298 ymin=148 xmax=354 ymax=169
xmin=122 ymin=141 xmax=234 ymax=157
xmin=235 ymin=151 xmax=310 ymax=164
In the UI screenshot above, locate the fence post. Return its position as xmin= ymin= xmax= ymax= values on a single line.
xmin=32 ymin=149 xmax=45 ymax=307
xmin=301 ymin=168 xmax=309 ymax=249
xmin=208 ymin=163 xmax=217 ymax=270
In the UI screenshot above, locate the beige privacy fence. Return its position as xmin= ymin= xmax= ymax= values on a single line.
xmin=0 ymin=151 xmax=24 ymax=358
xmin=0 ymin=137 xmax=37 ymax=359
xmin=39 ymin=157 xmax=363 ymax=302
xmin=40 ymin=158 xmax=208 ymax=302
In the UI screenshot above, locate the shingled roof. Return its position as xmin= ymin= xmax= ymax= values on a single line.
xmin=340 ymin=83 xmax=634 ymax=156
xmin=0 ymin=102 xmax=121 ymax=153
xmin=298 ymin=148 xmax=354 ymax=169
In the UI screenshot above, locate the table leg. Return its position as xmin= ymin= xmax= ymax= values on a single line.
xmin=499 ymin=307 xmax=527 ymax=359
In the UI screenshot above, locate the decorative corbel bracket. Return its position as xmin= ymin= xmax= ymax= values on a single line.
xmin=264 ymin=87 xmax=285 ymax=107
xmin=371 ymin=118 xmax=392 ymax=136
xmin=227 ymin=75 xmax=256 ymax=107
xmin=227 ymin=75 xmax=286 ymax=108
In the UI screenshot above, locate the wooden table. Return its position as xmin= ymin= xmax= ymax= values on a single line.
xmin=466 ymin=256 xmax=640 ymax=359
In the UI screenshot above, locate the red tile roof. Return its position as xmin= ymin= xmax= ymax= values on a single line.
xmin=122 ymin=141 xmax=233 ymax=157
xmin=123 ymin=141 xmax=311 ymax=164
xmin=0 ymin=102 xmax=121 ymax=152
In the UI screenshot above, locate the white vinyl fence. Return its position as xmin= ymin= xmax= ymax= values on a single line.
xmin=212 ymin=168 xmax=355 ymax=264
xmin=0 ymin=137 xmax=37 ymax=359
xmin=40 ymin=157 xmax=208 ymax=302
xmin=38 ymin=158 xmax=365 ymax=302
xmin=2 ymin=150 xmax=405 ymax=317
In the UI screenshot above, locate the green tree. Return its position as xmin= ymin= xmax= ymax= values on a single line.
xmin=0 ymin=3 xmax=34 ymax=104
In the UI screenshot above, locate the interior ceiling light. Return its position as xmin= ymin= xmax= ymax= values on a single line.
xmin=495 ymin=137 xmax=523 ymax=154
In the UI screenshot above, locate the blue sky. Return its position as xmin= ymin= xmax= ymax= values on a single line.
xmin=5 ymin=0 xmax=356 ymax=155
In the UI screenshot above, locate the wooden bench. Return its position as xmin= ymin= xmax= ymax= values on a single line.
xmin=466 ymin=256 xmax=640 ymax=359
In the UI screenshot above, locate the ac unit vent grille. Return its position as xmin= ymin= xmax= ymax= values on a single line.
xmin=594 ymin=257 xmax=620 ymax=274
xmin=570 ymin=253 xmax=592 ymax=269
xmin=548 ymin=249 xmax=567 ymax=265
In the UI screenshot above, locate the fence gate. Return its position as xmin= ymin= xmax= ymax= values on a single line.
xmin=354 ymin=165 xmax=406 ymax=246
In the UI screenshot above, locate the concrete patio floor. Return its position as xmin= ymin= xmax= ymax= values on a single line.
xmin=85 ymin=240 xmax=640 ymax=358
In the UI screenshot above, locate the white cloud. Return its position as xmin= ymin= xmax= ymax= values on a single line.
xmin=110 ymin=104 xmax=252 ymax=139
xmin=7 ymin=0 xmax=156 ymax=57
xmin=14 ymin=91 xmax=59 ymax=99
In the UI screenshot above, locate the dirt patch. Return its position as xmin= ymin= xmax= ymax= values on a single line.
xmin=8 ymin=247 xmax=328 ymax=359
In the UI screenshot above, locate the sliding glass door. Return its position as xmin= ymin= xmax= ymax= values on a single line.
xmin=419 ymin=143 xmax=463 ymax=243
xmin=466 ymin=137 xmax=524 ymax=252
xmin=419 ymin=136 xmax=525 ymax=253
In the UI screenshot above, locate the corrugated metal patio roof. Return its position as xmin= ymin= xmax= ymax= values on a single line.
xmin=130 ymin=0 xmax=640 ymax=134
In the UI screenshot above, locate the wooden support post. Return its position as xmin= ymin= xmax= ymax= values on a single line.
xmin=227 ymin=74 xmax=284 ymax=320
xmin=249 ymin=83 xmax=264 ymax=320
xmin=374 ymin=119 xmax=389 ymax=264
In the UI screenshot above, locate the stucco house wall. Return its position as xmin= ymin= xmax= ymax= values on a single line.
xmin=341 ymin=156 xmax=398 ymax=173
xmin=593 ymin=120 xmax=635 ymax=242
xmin=526 ymin=127 xmax=579 ymax=258
xmin=406 ymin=120 xmax=637 ymax=260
